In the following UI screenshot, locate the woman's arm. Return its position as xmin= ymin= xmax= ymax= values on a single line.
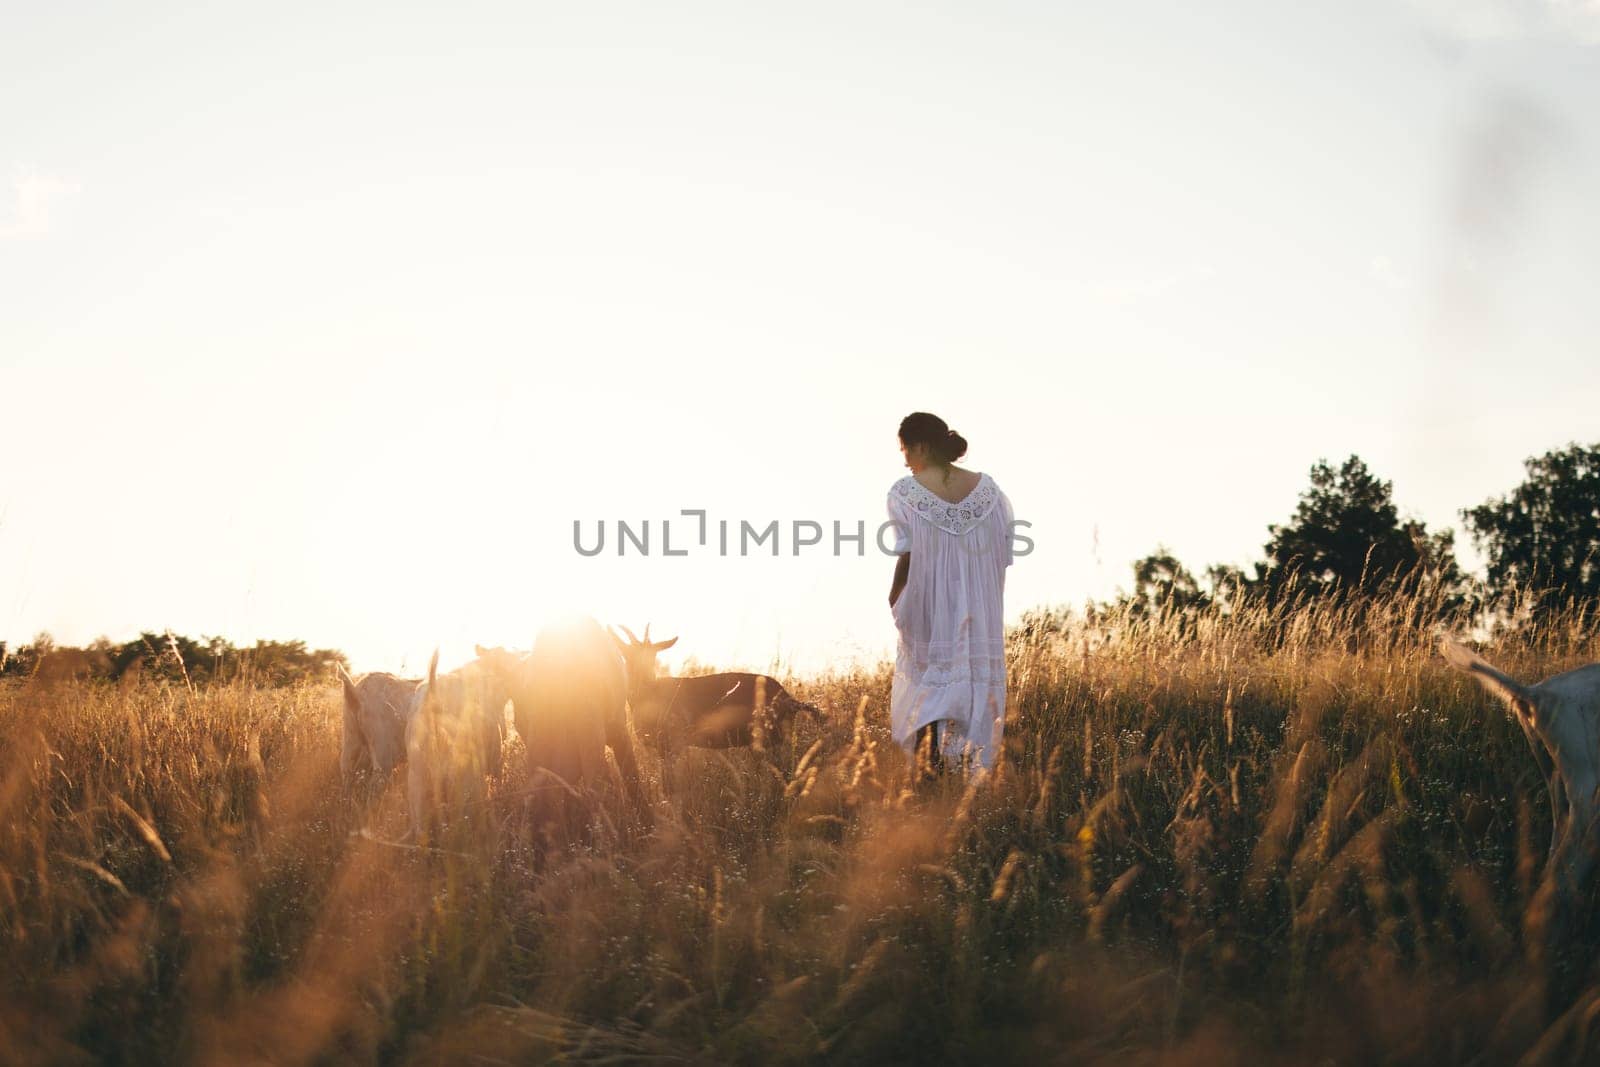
xmin=886 ymin=489 xmax=912 ymax=608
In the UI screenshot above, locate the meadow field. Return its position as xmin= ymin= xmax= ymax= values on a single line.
xmin=3 ymin=591 xmax=1599 ymax=1065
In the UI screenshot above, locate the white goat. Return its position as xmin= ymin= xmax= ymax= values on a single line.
xmin=405 ymin=649 xmax=511 ymax=844
xmin=1438 ymin=635 xmax=1600 ymax=988
xmin=338 ymin=666 xmax=425 ymax=787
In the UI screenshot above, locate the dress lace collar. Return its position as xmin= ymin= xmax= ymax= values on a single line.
xmin=892 ymin=473 xmax=998 ymax=535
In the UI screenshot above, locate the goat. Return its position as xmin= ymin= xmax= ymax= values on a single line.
xmin=339 ymin=652 xmax=507 ymax=788
xmin=609 ymin=624 xmax=822 ymax=781
xmin=1439 ymin=635 xmax=1600 ymax=1003
xmin=338 ymin=666 xmax=424 ymax=788
xmin=404 ymin=649 xmax=500 ymax=845
xmin=452 ymin=650 xmax=511 ymax=778
xmin=476 ymin=618 xmax=648 ymax=825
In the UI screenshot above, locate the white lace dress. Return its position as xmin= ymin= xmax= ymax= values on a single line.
xmin=887 ymin=471 xmax=1015 ymax=773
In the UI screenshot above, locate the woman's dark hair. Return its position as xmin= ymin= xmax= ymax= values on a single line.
xmin=898 ymin=412 xmax=968 ymax=465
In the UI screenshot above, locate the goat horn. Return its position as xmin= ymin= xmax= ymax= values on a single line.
xmin=618 ymin=624 xmax=642 ymax=645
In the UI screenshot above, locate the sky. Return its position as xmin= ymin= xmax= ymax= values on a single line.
xmin=3 ymin=0 xmax=1598 ymax=676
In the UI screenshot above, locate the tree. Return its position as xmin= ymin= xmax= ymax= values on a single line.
xmin=0 ymin=633 xmax=54 ymax=678
xmin=1259 ymin=455 xmax=1461 ymax=599
xmin=1462 ymin=442 xmax=1600 ymax=607
xmin=1124 ymin=547 xmax=1208 ymax=617
xmin=1204 ymin=564 xmax=1251 ymax=614
xmin=0 ymin=630 xmax=348 ymax=687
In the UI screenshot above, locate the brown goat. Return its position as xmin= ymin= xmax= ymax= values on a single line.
xmin=609 ymin=624 xmax=821 ymax=781
xmin=476 ymin=617 xmax=648 ymax=824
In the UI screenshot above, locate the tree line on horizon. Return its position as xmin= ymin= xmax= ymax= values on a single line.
xmin=1037 ymin=440 xmax=1600 ymax=634
xmin=4 ymin=442 xmax=1597 ymax=687
xmin=0 ymin=631 xmax=348 ymax=688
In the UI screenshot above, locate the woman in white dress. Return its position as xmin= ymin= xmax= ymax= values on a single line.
xmin=886 ymin=412 xmax=1015 ymax=777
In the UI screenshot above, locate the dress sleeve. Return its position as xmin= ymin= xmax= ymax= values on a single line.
xmin=886 ymin=489 xmax=912 ymax=554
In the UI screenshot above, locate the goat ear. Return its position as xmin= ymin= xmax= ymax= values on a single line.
xmin=339 ymin=666 xmax=360 ymax=708
xmin=652 ymin=636 xmax=679 ymax=652
xmin=474 ymin=644 xmax=488 ymax=658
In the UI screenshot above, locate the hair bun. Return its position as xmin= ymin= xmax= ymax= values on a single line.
xmin=898 ymin=411 xmax=968 ymax=464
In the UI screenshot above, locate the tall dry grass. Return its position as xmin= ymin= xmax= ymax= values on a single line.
xmin=3 ymin=588 xmax=1599 ymax=1065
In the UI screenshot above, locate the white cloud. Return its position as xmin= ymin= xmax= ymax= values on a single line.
xmin=0 ymin=170 xmax=81 ymax=240
xmin=1408 ymin=0 xmax=1600 ymax=45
